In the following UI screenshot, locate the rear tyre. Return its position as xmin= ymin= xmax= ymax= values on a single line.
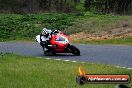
xmin=69 ymin=45 xmax=80 ymax=56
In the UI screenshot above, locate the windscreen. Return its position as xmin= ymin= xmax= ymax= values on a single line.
xmin=55 ymin=36 xmax=65 ymax=41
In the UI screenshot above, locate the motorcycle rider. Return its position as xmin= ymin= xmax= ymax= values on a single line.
xmin=36 ymin=28 xmax=80 ymax=56
xmin=40 ymin=28 xmax=58 ymax=50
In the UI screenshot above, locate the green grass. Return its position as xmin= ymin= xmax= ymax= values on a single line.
xmin=0 ymin=13 xmax=79 ymax=41
xmin=0 ymin=53 xmax=132 ymax=88
xmin=0 ymin=12 xmax=132 ymax=41
xmin=65 ymin=12 xmax=132 ymax=34
xmin=72 ymin=36 xmax=132 ymax=45
xmin=0 ymin=12 xmax=132 ymax=45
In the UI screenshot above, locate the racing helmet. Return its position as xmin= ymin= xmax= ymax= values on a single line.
xmin=42 ymin=28 xmax=48 ymax=35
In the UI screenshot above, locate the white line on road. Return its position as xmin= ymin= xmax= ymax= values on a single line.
xmin=46 ymin=58 xmax=51 ymax=59
xmin=127 ymin=68 xmax=132 ymax=70
xmin=43 ymin=58 xmax=132 ymax=70
xmin=55 ymin=59 xmax=61 ymax=61
xmin=72 ymin=61 xmax=77 ymax=63
xmin=64 ymin=60 xmax=70 ymax=62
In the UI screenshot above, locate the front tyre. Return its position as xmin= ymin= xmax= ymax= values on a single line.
xmin=69 ymin=45 xmax=80 ymax=56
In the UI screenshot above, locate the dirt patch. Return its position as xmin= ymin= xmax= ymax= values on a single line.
xmin=69 ymin=27 xmax=132 ymax=40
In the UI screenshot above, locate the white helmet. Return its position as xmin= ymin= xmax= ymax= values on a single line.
xmin=42 ymin=28 xmax=48 ymax=35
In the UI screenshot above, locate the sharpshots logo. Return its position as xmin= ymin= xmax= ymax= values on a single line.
xmin=76 ymin=65 xmax=130 ymax=85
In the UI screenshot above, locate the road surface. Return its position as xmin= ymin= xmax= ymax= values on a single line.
xmin=0 ymin=42 xmax=132 ymax=68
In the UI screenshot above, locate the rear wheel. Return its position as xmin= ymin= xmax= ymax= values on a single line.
xmin=68 ymin=45 xmax=80 ymax=56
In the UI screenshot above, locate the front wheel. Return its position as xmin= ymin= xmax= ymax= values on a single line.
xmin=68 ymin=45 xmax=80 ymax=56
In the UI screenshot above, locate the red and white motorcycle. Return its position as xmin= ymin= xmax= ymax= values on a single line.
xmin=36 ymin=31 xmax=80 ymax=56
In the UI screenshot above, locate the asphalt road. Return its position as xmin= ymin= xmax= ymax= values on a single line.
xmin=0 ymin=42 xmax=132 ymax=68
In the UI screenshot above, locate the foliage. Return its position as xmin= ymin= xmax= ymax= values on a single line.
xmin=0 ymin=0 xmax=132 ymax=14
xmin=84 ymin=0 xmax=132 ymax=14
xmin=0 ymin=13 xmax=131 ymax=42
xmin=0 ymin=0 xmax=81 ymax=13
xmin=0 ymin=13 xmax=80 ymax=41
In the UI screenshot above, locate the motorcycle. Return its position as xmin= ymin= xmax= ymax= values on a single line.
xmin=36 ymin=31 xmax=80 ymax=56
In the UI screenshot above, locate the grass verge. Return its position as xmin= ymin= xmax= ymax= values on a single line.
xmin=0 ymin=53 xmax=132 ymax=88
xmin=71 ymin=36 xmax=132 ymax=45
xmin=0 ymin=12 xmax=132 ymax=42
